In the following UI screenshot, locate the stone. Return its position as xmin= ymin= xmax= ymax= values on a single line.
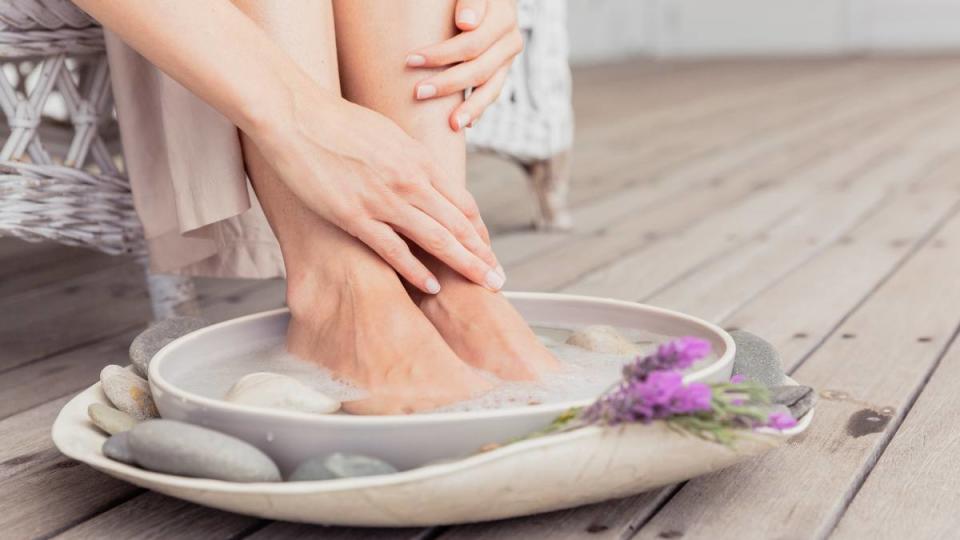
xmin=100 ymin=365 xmax=159 ymax=421
xmin=224 ymin=372 xmax=341 ymax=414
xmin=288 ymin=455 xmax=336 ymax=482
xmin=102 ymin=432 xmax=137 ymax=465
xmin=127 ymin=420 xmax=281 ymax=482
xmin=324 ymin=452 xmax=398 ymax=478
xmin=730 ymin=330 xmax=785 ymax=388
xmin=771 ymin=385 xmax=816 ymax=419
xmin=88 ymin=403 xmax=137 ymax=435
xmin=565 ymin=325 xmax=641 ymax=355
xmin=129 ymin=316 xmax=209 ymax=378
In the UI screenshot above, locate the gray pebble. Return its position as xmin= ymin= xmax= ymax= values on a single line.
xmin=324 ymin=452 xmax=398 ymax=478
xmin=100 ymin=365 xmax=159 ymax=421
xmin=771 ymin=385 xmax=816 ymax=419
xmin=102 ymin=432 xmax=137 ymax=465
xmin=88 ymin=403 xmax=137 ymax=435
xmin=730 ymin=330 xmax=785 ymax=388
xmin=127 ymin=420 xmax=281 ymax=482
xmin=288 ymin=455 xmax=336 ymax=482
xmin=129 ymin=316 xmax=209 ymax=377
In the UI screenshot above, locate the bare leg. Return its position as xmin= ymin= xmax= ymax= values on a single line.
xmin=230 ymin=0 xmax=491 ymax=414
xmin=333 ymin=0 xmax=559 ymax=380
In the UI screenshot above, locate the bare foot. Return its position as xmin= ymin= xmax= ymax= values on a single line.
xmin=285 ymin=228 xmax=492 ymax=415
xmin=417 ymin=265 xmax=561 ymax=381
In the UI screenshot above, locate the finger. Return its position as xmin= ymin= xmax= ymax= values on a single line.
xmin=391 ymin=208 xmax=503 ymax=291
xmin=450 ymin=65 xmax=509 ymax=131
xmin=415 ymin=33 xmax=520 ymax=100
xmin=412 ymin=186 xmax=498 ymax=268
xmin=406 ymin=18 xmax=507 ymax=68
xmin=428 ymin=174 xmax=493 ymax=246
xmin=350 ymin=220 xmax=442 ymax=295
xmin=455 ymin=0 xmax=487 ymax=31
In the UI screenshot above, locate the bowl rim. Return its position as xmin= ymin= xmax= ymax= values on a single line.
xmin=148 ymin=292 xmax=736 ymax=426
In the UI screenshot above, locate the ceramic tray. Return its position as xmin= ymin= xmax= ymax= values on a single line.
xmin=52 ymin=379 xmax=812 ymax=526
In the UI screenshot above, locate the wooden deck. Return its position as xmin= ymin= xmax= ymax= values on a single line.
xmin=4 ymin=56 xmax=960 ymax=538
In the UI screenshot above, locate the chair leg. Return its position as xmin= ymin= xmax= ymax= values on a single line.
xmin=145 ymin=269 xmax=200 ymax=320
xmin=524 ymin=150 xmax=573 ymax=231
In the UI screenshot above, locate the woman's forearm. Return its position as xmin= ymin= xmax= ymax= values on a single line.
xmin=74 ymin=0 xmax=322 ymax=138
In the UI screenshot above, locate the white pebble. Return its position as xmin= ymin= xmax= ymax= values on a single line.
xmin=565 ymin=325 xmax=642 ymax=355
xmin=224 ymin=372 xmax=341 ymax=414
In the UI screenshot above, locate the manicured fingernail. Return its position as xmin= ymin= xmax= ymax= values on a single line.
xmin=416 ymin=84 xmax=437 ymax=99
xmin=485 ymin=269 xmax=505 ymax=290
xmin=496 ymin=264 xmax=505 ymax=278
xmin=406 ymin=54 xmax=426 ymax=67
xmin=455 ymin=112 xmax=470 ymax=130
xmin=425 ymin=277 xmax=441 ymax=294
xmin=457 ymin=9 xmax=479 ymax=26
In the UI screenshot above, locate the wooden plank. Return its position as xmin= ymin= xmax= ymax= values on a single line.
xmin=631 ymin=198 xmax=960 ymax=539
xmin=244 ymin=522 xmax=428 ymax=540
xmin=53 ymin=492 xmax=262 ymax=540
xmin=495 ymin=61 xmax=960 ymax=270
xmin=503 ymin=73 xmax=960 ymax=292
xmin=0 ymin=239 xmax=127 ymax=299
xmin=830 ymin=314 xmax=960 ymax=539
xmin=0 ymin=279 xmax=285 ymax=420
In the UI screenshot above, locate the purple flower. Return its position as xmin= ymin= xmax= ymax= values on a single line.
xmin=730 ymin=374 xmax=747 ymax=384
xmin=622 ymin=337 xmax=712 ymax=382
xmin=766 ymin=411 xmax=797 ymax=430
xmin=581 ymin=369 xmax=713 ymax=425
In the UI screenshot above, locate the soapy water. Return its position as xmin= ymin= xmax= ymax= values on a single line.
xmin=175 ymin=325 xmax=716 ymax=414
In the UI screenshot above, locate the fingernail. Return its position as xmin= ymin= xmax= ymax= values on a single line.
xmin=485 ymin=269 xmax=505 ymax=290
xmin=406 ymin=54 xmax=426 ymax=67
xmin=457 ymin=9 xmax=479 ymax=26
xmin=416 ymin=84 xmax=437 ymax=99
xmin=496 ymin=264 xmax=505 ymax=278
xmin=425 ymin=277 xmax=441 ymax=294
xmin=455 ymin=112 xmax=470 ymax=130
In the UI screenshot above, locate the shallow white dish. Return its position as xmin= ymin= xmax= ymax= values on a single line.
xmin=148 ymin=293 xmax=736 ymax=472
xmin=53 ymin=379 xmax=812 ymax=526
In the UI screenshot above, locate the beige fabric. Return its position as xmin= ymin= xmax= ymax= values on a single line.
xmin=104 ymin=31 xmax=285 ymax=279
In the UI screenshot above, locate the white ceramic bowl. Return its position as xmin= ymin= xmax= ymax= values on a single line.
xmin=149 ymin=293 xmax=736 ymax=473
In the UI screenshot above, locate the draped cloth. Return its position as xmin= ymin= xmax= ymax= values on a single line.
xmin=104 ymin=30 xmax=285 ymax=278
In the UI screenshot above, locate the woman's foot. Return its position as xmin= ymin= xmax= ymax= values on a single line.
xmin=285 ymin=226 xmax=492 ymax=415
xmin=417 ymin=266 xmax=561 ymax=381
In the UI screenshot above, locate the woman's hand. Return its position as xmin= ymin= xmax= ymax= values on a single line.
xmin=405 ymin=0 xmax=522 ymax=131
xmin=258 ymin=91 xmax=503 ymax=295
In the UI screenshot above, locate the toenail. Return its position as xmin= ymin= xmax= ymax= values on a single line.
xmin=485 ymin=269 xmax=505 ymax=290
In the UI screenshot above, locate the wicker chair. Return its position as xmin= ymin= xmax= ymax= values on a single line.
xmin=0 ymin=0 xmax=573 ymax=319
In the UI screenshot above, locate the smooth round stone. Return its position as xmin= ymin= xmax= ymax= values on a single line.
xmin=770 ymin=385 xmax=816 ymax=419
xmin=288 ymin=455 xmax=336 ymax=482
xmin=88 ymin=403 xmax=137 ymax=435
xmin=129 ymin=316 xmax=209 ymax=378
xmin=730 ymin=330 xmax=785 ymax=388
xmin=224 ymin=372 xmax=341 ymax=414
xmin=102 ymin=432 xmax=137 ymax=465
xmin=324 ymin=452 xmax=398 ymax=478
xmin=127 ymin=420 xmax=281 ymax=482
xmin=100 ymin=365 xmax=159 ymax=421
xmin=565 ymin=325 xmax=641 ymax=355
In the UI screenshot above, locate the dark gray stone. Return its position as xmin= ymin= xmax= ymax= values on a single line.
xmin=771 ymin=385 xmax=816 ymax=419
xmin=127 ymin=420 xmax=281 ymax=482
xmin=324 ymin=452 xmax=398 ymax=478
xmin=730 ymin=330 xmax=785 ymax=388
xmin=88 ymin=403 xmax=137 ymax=435
xmin=288 ymin=455 xmax=336 ymax=482
xmin=129 ymin=316 xmax=209 ymax=378
xmin=102 ymin=432 xmax=137 ymax=465
xmin=100 ymin=365 xmax=159 ymax=421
